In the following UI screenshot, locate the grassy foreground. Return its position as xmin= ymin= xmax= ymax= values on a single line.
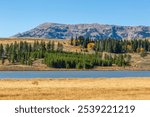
xmin=0 ymin=78 xmax=150 ymax=100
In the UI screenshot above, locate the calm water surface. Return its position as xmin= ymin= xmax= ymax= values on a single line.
xmin=0 ymin=71 xmax=150 ymax=78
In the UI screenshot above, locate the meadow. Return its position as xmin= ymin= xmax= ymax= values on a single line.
xmin=0 ymin=78 xmax=150 ymax=100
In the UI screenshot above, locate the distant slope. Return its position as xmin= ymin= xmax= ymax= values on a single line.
xmin=13 ymin=23 xmax=150 ymax=39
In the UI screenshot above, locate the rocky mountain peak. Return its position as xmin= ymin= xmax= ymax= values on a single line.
xmin=13 ymin=23 xmax=150 ymax=39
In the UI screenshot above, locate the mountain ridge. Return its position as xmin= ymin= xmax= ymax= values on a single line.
xmin=13 ymin=22 xmax=150 ymax=39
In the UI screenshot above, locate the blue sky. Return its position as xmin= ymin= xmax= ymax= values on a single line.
xmin=0 ymin=0 xmax=150 ymax=37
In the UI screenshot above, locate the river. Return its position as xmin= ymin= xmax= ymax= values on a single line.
xmin=0 ymin=71 xmax=150 ymax=78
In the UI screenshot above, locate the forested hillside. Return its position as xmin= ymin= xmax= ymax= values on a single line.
xmin=0 ymin=39 xmax=131 ymax=69
xmin=0 ymin=37 xmax=150 ymax=70
xmin=71 ymin=36 xmax=150 ymax=54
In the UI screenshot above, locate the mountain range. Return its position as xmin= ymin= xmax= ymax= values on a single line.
xmin=13 ymin=23 xmax=150 ymax=40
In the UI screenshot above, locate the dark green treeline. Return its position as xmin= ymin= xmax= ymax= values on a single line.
xmin=71 ymin=36 xmax=150 ymax=53
xmin=0 ymin=40 xmax=130 ymax=69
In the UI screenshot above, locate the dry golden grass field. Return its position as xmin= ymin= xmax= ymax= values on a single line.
xmin=0 ymin=78 xmax=150 ymax=100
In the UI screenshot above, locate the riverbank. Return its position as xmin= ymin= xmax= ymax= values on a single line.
xmin=0 ymin=78 xmax=150 ymax=100
xmin=0 ymin=64 xmax=150 ymax=71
